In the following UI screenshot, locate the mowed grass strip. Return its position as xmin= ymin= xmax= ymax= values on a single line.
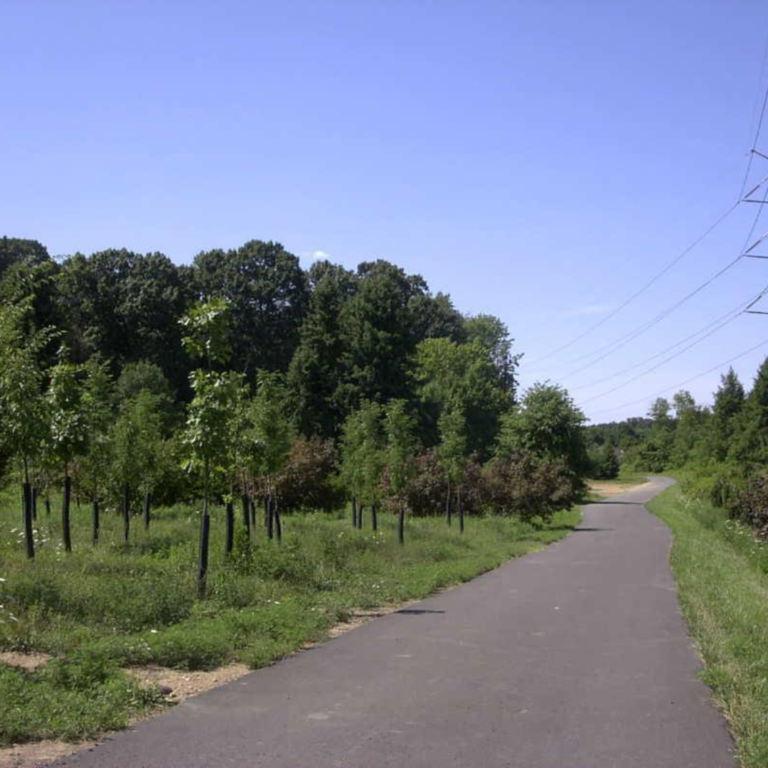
xmin=0 ymin=488 xmax=579 ymax=745
xmin=648 ymin=485 xmax=768 ymax=768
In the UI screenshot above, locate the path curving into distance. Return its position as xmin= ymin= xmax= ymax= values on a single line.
xmin=55 ymin=477 xmax=735 ymax=768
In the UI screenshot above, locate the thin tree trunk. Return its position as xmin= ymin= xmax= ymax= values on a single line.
xmin=22 ymin=463 xmax=34 ymax=559
xmin=371 ymin=502 xmax=378 ymax=532
xmin=92 ymin=498 xmax=100 ymax=545
xmin=143 ymin=491 xmax=151 ymax=530
xmin=274 ymin=496 xmax=282 ymax=542
xmin=31 ymin=487 xmax=37 ymax=521
xmin=264 ymin=494 xmax=269 ymax=529
xmin=225 ymin=500 xmax=234 ymax=554
xmin=241 ymin=493 xmax=251 ymax=538
xmin=45 ymin=495 xmax=51 ymax=516
xmin=398 ymin=502 xmax=405 ymax=545
xmin=122 ymin=482 xmax=130 ymax=543
xmin=458 ymin=486 xmax=465 ymax=534
xmin=352 ymin=495 xmax=358 ymax=528
xmin=358 ymin=505 xmax=364 ymax=529
xmin=62 ymin=472 xmax=72 ymax=553
xmin=197 ymin=497 xmax=210 ymax=599
xmin=267 ymin=494 xmax=274 ymax=540
xmin=445 ymin=478 xmax=452 ymax=526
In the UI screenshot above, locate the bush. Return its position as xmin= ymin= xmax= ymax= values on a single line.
xmin=736 ymin=472 xmax=768 ymax=537
xmin=381 ymin=449 xmax=484 ymax=517
xmin=678 ymin=463 xmax=748 ymax=516
xmin=587 ymin=443 xmax=619 ymax=479
xmin=272 ymin=438 xmax=344 ymax=512
xmin=482 ymin=453 xmax=579 ymax=521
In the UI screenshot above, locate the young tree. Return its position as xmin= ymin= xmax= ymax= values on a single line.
xmin=221 ymin=373 xmax=251 ymax=552
xmin=47 ymin=349 xmax=88 ymax=552
xmin=359 ymin=402 xmax=386 ymax=531
xmin=250 ymin=372 xmax=293 ymax=541
xmin=0 ymin=302 xmax=52 ymax=558
xmin=340 ymin=407 xmax=366 ymax=528
xmin=181 ymin=297 xmax=233 ymax=598
xmin=78 ymin=359 xmax=115 ymax=544
xmin=438 ymin=405 xmax=468 ymax=532
xmin=340 ymin=401 xmax=385 ymax=530
xmin=384 ymin=400 xmax=417 ymax=544
xmin=112 ymin=391 xmax=164 ymax=542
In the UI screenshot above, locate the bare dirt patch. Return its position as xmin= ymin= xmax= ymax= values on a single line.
xmin=124 ymin=663 xmax=251 ymax=703
xmin=0 ymin=652 xmax=51 ymax=671
xmin=589 ymin=479 xmax=649 ymax=499
xmin=0 ymin=740 xmax=96 ymax=768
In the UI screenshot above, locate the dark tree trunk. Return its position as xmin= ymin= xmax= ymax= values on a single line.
xmin=22 ymin=481 xmax=34 ymax=559
xmin=371 ymin=502 xmax=378 ymax=532
xmin=352 ymin=495 xmax=358 ymax=528
xmin=143 ymin=491 xmax=151 ymax=530
xmin=62 ymin=474 xmax=72 ymax=553
xmin=45 ymin=496 xmax=51 ymax=516
xmin=274 ymin=498 xmax=282 ymax=542
xmin=398 ymin=502 xmax=405 ymax=545
xmin=445 ymin=479 xmax=452 ymax=526
xmin=267 ymin=494 xmax=274 ymax=540
xmin=358 ymin=505 xmax=364 ymax=529
xmin=92 ymin=499 xmax=100 ymax=545
xmin=225 ymin=500 xmax=234 ymax=554
xmin=458 ymin=486 xmax=465 ymax=534
xmin=122 ymin=483 xmax=130 ymax=543
xmin=264 ymin=495 xmax=269 ymax=528
xmin=241 ymin=493 xmax=251 ymax=538
xmin=197 ymin=500 xmax=210 ymax=599
xmin=31 ymin=487 xmax=37 ymax=521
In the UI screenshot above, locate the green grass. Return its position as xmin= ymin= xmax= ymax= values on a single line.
xmin=0 ymin=488 xmax=579 ymax=745
xmin=648 ymin=485 xmax=768 ymax=768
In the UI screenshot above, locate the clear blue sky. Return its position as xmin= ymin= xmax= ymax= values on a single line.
xmin=3 ymin=0 xmax=768 ymax=422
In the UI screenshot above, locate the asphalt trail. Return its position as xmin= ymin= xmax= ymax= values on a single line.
xmin=56 ymin=476 xmax=735 ymax=767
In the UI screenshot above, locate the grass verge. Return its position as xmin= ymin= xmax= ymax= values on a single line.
xmin=648 ymin=484 xmax=768 ymax=768
xmin=0 ymin=490 xmax=579 ymax=746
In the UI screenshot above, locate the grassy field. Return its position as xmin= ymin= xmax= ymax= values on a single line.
xmin=0 ymin=487 xmax=579 ymax=746
xmin=649 ymin=485 xmax=768 ymax=768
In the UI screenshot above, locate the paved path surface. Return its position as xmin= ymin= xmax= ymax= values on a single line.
xmin=57 ymin=477 xmax=735 ymax=768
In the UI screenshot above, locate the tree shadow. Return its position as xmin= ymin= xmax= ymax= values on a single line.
xmin=572 ymin=527 xmax=612 ymax=532
xmin=396 ymin=609 xmax=446 ymax=615
xmin=588 ymin=501 xmax=644 ymax=506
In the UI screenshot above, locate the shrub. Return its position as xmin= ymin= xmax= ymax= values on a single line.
xmin=587 ymin=443 xmax=619 ymax=479
xmin=380 ymin=449 xmax=484 ymax=517
xmin=272 ymin=438 xmax=344 ymax=512
xmin=736 ymin=472 xmax=768 ymax=537
xmin=482 ymin=453 xmax=579 ymax=521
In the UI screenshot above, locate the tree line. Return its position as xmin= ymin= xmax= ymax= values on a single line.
xmin=0 ymin=235 xmax=589 ymax=597
xmin=589 ymin=357 xmax=768 ymax=535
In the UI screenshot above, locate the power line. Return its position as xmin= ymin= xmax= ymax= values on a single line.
xmin=577 ymin=294 xmax=764 ymax=406
xmin=586 ymin=339 xmax=768 ymax=421
xmin=526 ymin=200 xmax=742 ymax=366
xmin=570 ymin=289 xmax=766 ymax=392
xmin=537 ymin=179 xmax=768 ymax=381
xmin=554 ymin=241 xmax=757 ymax=379
xmin=533 ymin=53 xmax=768 ymax=370
xmin=739 ymin=28 xmax=768 ymax=197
